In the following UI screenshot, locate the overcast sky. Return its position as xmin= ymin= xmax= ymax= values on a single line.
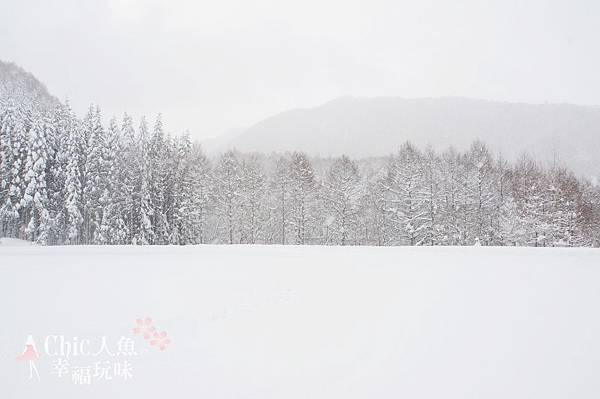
xmin=1 ymin=0 xmax=599 ymax=139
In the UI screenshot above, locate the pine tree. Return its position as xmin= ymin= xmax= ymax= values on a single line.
xmin=45 ymin=102 xmax=74 ymax=244
xmin=22 ymin=115 xmax=50 ymax=243
xmin=94 ymin=117 xmax=123 ymax=244
xmin=134 ymin=117 xmax=154 ymax=245
xmin=149 ymin=114 xmax=169 ymax=244
xmin=64 ymin=119 xmax=83 ymax=244
xmin=120 ymin=113 xmax=137 ymax=243
xmin=0 ymin=100 xmax=25 ymax=236
xmin=85 ymin=106 xmax=110 ymax=244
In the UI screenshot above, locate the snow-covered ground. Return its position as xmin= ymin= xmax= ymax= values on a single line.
xmin=1 ymin=245 xmax=600 ymax=398
xmin=0 ymin=238 xmax=36 ymax=247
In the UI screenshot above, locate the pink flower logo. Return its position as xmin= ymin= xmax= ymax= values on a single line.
xmin=150 ymin=331 xmax=171 ymax=351
xmin=133 ymin=317 xmax=155 ymax=340
xmin=132 ymin=317 xmax=171 ymax=351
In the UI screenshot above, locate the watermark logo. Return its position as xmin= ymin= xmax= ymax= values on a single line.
xmin=16 ymin=335 xmax=41 ymax=381
xmin=16 ymin=317 xmax=170 ymax=385
xmin=132 ymin=317 xmax=171 ymax=351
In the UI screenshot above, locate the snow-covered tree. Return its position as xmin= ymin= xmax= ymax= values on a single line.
xmin=22 ymin=115 xmax=51 ymax=243
xmin=213 ymin=150 xmax=242 ymax=244
xmin=287 ymin=152 xmax=318 ymax=245
xmin=322 ymin=155 xmax=361 ymax=245
xmin=269 ymin=155 xmax=292 ymax=244
xmin=2 ymin=90 xmax=599 ymax=249
xmin=188 ymin=143 xmax=214 ymax=244
xmin=510 ymin=155 xmax=551 ymax=246
xmin=381 ymin=143 xmax=428 ymax=245
xmin=439 ymin=147 xmax=468 ymax=245
xmin=419 ymin=147 xmax=444 ymax=245
xmin=148 ymin=114 xmax=170 ymax=244
xmin=119 ymin=113 xmax=137 ymax=243
xmin=0 ymin=101 xmax=25 ymax=236
xmin=239 ymin=155 xmax=267 ymax=244
xmin=464 ymin=141 xmax=497 ymax=245
xmin=61 ymin=106 xmax=83 ymax=244
xmin=133 ymin=117 xmax=154 ymax=245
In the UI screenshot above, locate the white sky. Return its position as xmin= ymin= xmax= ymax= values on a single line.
xmin=1 ymin=0 xmax=599 ymax=139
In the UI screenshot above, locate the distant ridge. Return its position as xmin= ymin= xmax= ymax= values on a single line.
xmin=217 ymin=96 xmax=600 ymax=179
xmin=0 ymin=60 xmax=59 ymax=111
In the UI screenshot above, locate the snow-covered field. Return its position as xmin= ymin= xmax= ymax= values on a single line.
xmin=0 ymin=238 xmax=36 ymax=247
xmin=1 ymin=244 xmax=600 ymax=398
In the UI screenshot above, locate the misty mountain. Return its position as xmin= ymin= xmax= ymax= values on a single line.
xmin=0 ymin=60 xmax=59 ymax=111
xmin=221 ymin=97 xmax=600 ymax=179
xmin=202 ymin=127 xmax=246 ymax=154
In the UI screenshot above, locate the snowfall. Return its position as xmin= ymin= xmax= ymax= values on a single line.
xmin=1 ymin=239 xmax=600 ymax=398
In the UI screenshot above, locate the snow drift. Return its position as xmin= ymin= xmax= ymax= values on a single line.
xmin=2 ymin=245 xmax=600 ymax=398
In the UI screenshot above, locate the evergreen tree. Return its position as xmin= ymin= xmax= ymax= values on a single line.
xmin=64 ymin=119 xmax=83 ymax=244
xmin=0 ymin=101 xmax=25 ymax=236
xmin=22 ymin=115 xmax=50 ymax=243
xmin=120 ymin=113 xmax=138 ymax=243
xmin=149 ymin=114 xmax=169 ymax=243
xmin=134 ymin=117 xmax=154 ymax=245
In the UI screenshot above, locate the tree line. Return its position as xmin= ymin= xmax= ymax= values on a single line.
xmin=1 ymin=99 xmax=600 ymax=246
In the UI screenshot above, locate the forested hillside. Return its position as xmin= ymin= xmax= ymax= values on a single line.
xmin=1 ymin=98 xmax=599 ymax=246
xmin=1 ymin=61 xmax=599 ymax=246
xmin=0 ymin=60 xmax=58 ymax=112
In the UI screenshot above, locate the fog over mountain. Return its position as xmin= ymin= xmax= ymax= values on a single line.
xmin=2 ymin=59 xmax=597 ymax=180
xmin=215 ymin=96 xmax=600 ymax=179
xmin=0 ymin=60 xmax=59 ymax=111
